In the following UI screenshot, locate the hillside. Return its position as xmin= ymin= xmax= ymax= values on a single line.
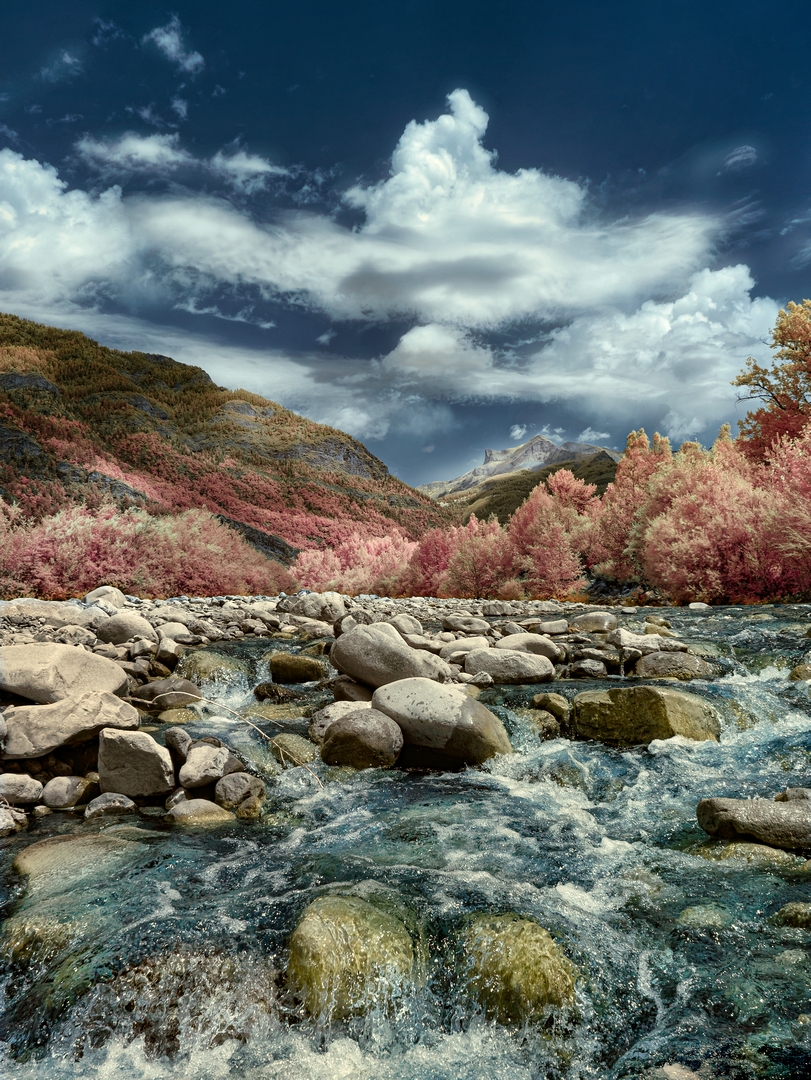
xmin=419 ymin=433 xmax=616 ymax=499
xmin=0 ymin=313 xmax=451 ymax=563
xmin=445 ymin=451 xmax=619 ymax=523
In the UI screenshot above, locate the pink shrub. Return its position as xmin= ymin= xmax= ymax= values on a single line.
xmin=507 ymin=484 xmax=586 ymax=598
xmin=439 ymin=517 xmax=514 ymax=599
xmin=294 ymin=528 xmax=417 ymax=595
xmin=391 ymin=526 xmax=465 ymax=596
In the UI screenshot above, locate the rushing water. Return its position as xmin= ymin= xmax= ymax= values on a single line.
xmin=3 ymin=605 xmax=811 ymax=1078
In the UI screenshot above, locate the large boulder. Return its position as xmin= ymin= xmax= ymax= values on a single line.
xmin=464 ymin=648 xmax=554 ymax=684
xmin=84 ymin=586 xmax=128 ymax=609
xmin=2 ymin=692 xmax=139 ymax=759
xmin=573 ymin=685 xmax=720 ymax=745
xmin=96 ymin=612 xmax=158 ymax=645
xmin=268 ymin=652 xmax=327 ymax=683
xmin=130 ymin=677 xmax=201 ymax=710
xmin=321 ymin=709 xmax=404 ymax=769
xmin=372 ymin=677 xmax=512 ymax=765
xmin=331 ymin=625 xmax=452 ymax=689
xmin=632 ymin=652 xmax=715 ymax=680
xmin=287 ymin=895 xmax=415 ymax=1022
xmin=459 ymin=914 xmax=577 ymax=1023
xmin=0 ymin=643 xmax=128 ymax=704
xmin=0 ymin=773 xmax=43 ymax=805
xmin=697 ymin=797 xmax=811 ymax=851
xmin=98 ymin=729 xmax=175 ymax=797
xmin=495 ymin=633 xmax=564 ymax=662
xmin=385 ymin=613 xmax=423 ymax=637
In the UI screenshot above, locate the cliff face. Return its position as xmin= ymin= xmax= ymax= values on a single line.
xmin=0 ymin=313 xmax=450 ymax=561
xmin=420 ymin=434 xmax=619 ymax=500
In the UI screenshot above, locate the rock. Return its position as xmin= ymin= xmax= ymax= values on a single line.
xmin=235 ymin=794 xmax=264 ymax=820
xmin=537 ymin=619 xmax=569 ymax=635
xmin=528 ymin=710 xmax=561 ymax=739
xmin=569 ymin=659 xmax=608 ymax=678
xmin=644 ymin=623 xmax=677 ymax=638
xmin=464 ymin=648 xmax=554 ymax=684
xmin=98 ymin=729 xmax=175 ymax=797
xmin=331 ymin=625 xmax=452 ymax=689
xmin=694 ymin=840 xmax=802 ymax=866
xmin=131 ymin=677 xmax=202 ymax=711
xmin=42 ymin=775 xmax=98 ymax=809
xmin=272 ymin=733 xmax=319 ymax=766
xmin=530 ymin=692 xmax=572 ymax=724
xmin=96 ymin=612 xmax=158 ymax=645
xmin=372 ymin=677 xmax=512 ymax=766
xmin=495 ymin=633 xmax=563 ymax=662
xmin=632 ymin=652 xmax=715 ymax=680
xmin=155 ymin=621 xmax=191 ymax=641
xmin=84 ymin=791 xmax=137 ymax=819
xmin=569 ymin=611 xmax=617 ymax=633
xmin=789 ymin=664 xmax=811 ymax=682
xmin=321 ymin=709 xmax=404 ymax=769
xmin=268 ymin=652 xmax=327 ymax=683
xmin=402 ymin=633 xmax=444 ymax=654
xmin=775 ymin=787 xmax=811 ymax=801
xmin=54 ymin=624 xmax=98 ymax=647
xmin=0 ymin=773 xmax=43 ymax=804
xmin=438 ymin=635 xmax=490 ymax=660
xmin=2 ymin=692 xmax=139 ymax=759
xmin=770 ymin=902 xmax=811 ymax=928
xmin=214 ymin=772 xmax=266 ymax=810
xmin=608 ymin=628 xmax=687 ymax=654
xmin=84 ymin=585 xmax=128 ymax=608
xmin=442 ymin=614 xmax=490 ymax=633
xmin=178 ymin=744 xmax=230 ymax=788
xmin=573 ymin=686 xmax=720 ymax=745
xmin=676 ymin=903 xmax=733 ymax=929
xmin=386 ymin=613 xmax=423 ymax=637
xmin=458 ymin=914 xmax=576 ymax=1023
xmin=689 ymin=602 xmax=711 ymax=611
xmin=254 ymin=682 xmax=301 ymax=703
xmin=279 ymin=591 xmax=346 ymax=623
xmin=1 ymin=598 xmax=108 ymax=630
xmin=164 ymin=727 xmax=193 ymax=766
xmin=697 ymin=797 xmax=811 ymax=851
xmin=309 ymin=700 xmax=372 ymax=744
xmin=176 ymin=650 xmax=250 ymax=684
xmin=332 ymin=677 xmax=375 ymax=703
xmin=0 ymin=643 xmax=128 ymax=703
xmin=0 ymin=808 xmax=24 ymax=836
xmin=165 ymin=798 xmax=235 ymax=825
xmin=12 ymin=832 xmax=143 ymax=880
xmin=156 ymin=638 xmax=185 ymax=667
xmin=287 ymin=895 xmax=415 ymax=1021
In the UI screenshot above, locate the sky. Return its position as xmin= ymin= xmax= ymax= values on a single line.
xmin=1 ymin=1 xmax=810 ymax=485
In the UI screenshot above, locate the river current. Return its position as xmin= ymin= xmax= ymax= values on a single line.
xmin=3 ymin=604 xmax=811 ymax=1078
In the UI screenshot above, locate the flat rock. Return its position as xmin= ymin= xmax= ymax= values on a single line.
xmin=309 ymin=700 xmax=372 ymax=744
xmin=697 ymin=797 xmax=811 ymax=851
xmin=537 ymin=619 xmax=570 ymax=636
xmin=495 ymin=633 xmax=563 ymax=662
xmin=98 ymin=729 xmax=175 ymax=797
xmin=42 ymin=775 xmax=99 ymax=809
xmin=165 ymin=798 xmax=235 ymax=825
xmin=385 ymin=613 xmax=423 ymax=637
xmin=633 ymin=652 xmax=715 ymax=680
xmin=331 ymin=625 xmax=452 ymax=689
xmin=464 ymin=648 xmax=554 ymax=684
xmin=439 ymin=635 xmax=490 ymax=660
xmin=442 ymin=614 xmax=490 ymax=633
xmin=2 ymin=692 xmax=139 ymax=759
xmin=321 ymin=709 xmax=404 ymax=769
xmin=0 ymin=773 xmax=43 ymax=804
xmin=569 ymin=611 xmax=617 ymax=633
xmin=0 ymin=643 xmax=128 ymax=703
xmin=96 ymin=612 xmax=158 ymax=645
xmin=574 ymin=685 xmax=720 ymax=745
xmin=372 ymin=677 xmax=512 ymax=765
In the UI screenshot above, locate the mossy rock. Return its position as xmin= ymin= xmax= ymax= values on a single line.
xmin=271 ymin=733 xmax=318 ymax=766
xmin=176 ymin=650 xmax=250 ymax=685
xmin=769 ymin=902 xmax=811 ymax=928
xmin=157 ymin=707 xmax=199 ymax=725
xmin=458 ymin=914 xmax=577 ymax=1023
xmin=286 ymin=895 xmax=415 ymax=1021
xmin=245 ymin=702 xmax=308 ymax=724
xmin=0 ymin=913 xmax=74 ymax=963
xmin=691 ymin=840 xmax=804 ymax=867
xmin=268 ymin=652 xmax=328 ymax=684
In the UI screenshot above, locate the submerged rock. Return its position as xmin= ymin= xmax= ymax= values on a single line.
xmin=272 ymin=732 xmax=319 ymax=766
xmin=176 ymin=650 xmax=250 ymax=684
xmin=372 ymin=677 xmax=512 ymax=766
xmin=268 ymin=652 xmax=328 ymax=683
xmin=458 ymin=914 xmax=577 ymax=1023
xmin=770 ymin=902 xmax=811 ymax=927
xmin=697 ymin=797 xmax=811 ymax=851
xmin=0 ymin=643 xmax=128 ymax=704
xmin=286 ymin=895 xmax=415 ymax=1021
xmin=573 ymin=686 xmax=720 ymax=745
xmin=320 ymin=709 xmax=403 ymax=769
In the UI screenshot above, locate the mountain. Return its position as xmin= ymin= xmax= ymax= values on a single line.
xmin=419 ymin=433 xmax=619 ymax=500
xmin=0 ymin=313 xmax=451 ymax=562
xmin=441 ymin=451 xmax=620 ymax=524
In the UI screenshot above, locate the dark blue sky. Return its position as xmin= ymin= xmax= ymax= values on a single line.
xmin=1 ymin=2 xmax=810 ymax=483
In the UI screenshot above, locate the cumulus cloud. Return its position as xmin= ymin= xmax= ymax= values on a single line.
xmin=209 ymin=148 xmax=288 ymax=190
xmin=378 ymin=324 xmax=493 ymax=383
xmin=509 ymin=424 xmax=528 ymax=441
xmin=576 ymin=427 xmax=610 ymax=443
xmin=142 ymin=16 xmax=204 ymax=74
xmin=76 ymin=132 xmax=193 ymax=172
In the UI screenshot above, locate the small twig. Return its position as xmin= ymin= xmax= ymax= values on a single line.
xmin=135 ymin=690 xmax=324 ymax=788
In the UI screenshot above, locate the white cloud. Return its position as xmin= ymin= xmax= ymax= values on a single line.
xmin=509 ymin=424 xmax=527 ymax=441
xmin=40 ymin=51 xmax=82 ymax=83
xmin=76 ymin=132 xmax=193 ymax=172
xmin=171 ymin=97 xmax=189 ymax=121
xmin=209 ymin=148 xmax=288 ymax=190
xmin=576 ymin=427 xmax=610 ymax=443
xmin=379 ymin=324 xmax=493 ymax=383
xmin=142 ymin=16 xmax=204 ymax=74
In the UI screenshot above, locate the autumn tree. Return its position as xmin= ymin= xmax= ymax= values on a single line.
xmin=735 ymin=299 xmax=811 ymax=459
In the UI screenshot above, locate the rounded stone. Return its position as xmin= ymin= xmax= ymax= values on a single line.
xmin=309 ymin=700 xmax=372 ymax=744
xmin=569 ymin=611 xmax=617 ymax=633
xmin=458 ymin=914 xmax=577 ymax=1023
xmin=165 ymin=798 xmax=235 ymax=825
xmin=42 ymin=775 xmax=98 ymax=809
xmin=268 ymin=653 xmax=327 ymax=683
xmin=287 ymin=895 xmax=414 ymax=1021
xmin=0 ymin=773 xmax=43 ymax=805
xmin=96 ymin=613 xmax=158 ymax=645
xmin=464 ymin=648 xmax=554 ymax=685
xmin=214 ymin=772 xmax=266 ymax=809
xmin=321 ymin=709 xmax=404 ymax=769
